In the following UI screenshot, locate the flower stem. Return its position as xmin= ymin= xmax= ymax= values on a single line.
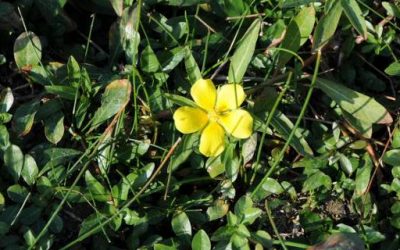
xmin=251 ymin=50 xmax=322 ymax=197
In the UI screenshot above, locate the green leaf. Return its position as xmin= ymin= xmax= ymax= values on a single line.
xmin=4 ymin=144 xmax=24 ymax=182
xmin=313 ymin=1 xmax=343 ymax=50
xmin=393 ymin=125 xmax=400 ymax=149
xmin=169 ymin=133 xmax=199 ymax=171
xmin=0 ymin=125 xmax=10 ymax=150
xmin=316 ymin=78 xmax=393 ymax=125
xmin=85 ymin=170 xmax=111 ymax=202
xmin=164 ymin=93 xmax=197 ymax=107
xmin=91 ymin=79 xmax=131 ymax=129
xmin=45 ymin=85 xmax=76 ymax=100
xmin=14 ymin=31 xmax=42 ymax=69
xmin=271 ymin=111 xmax=314 ymax=156
xmin=302 ymin=170 xmax=332 ymax=192
xmin=13 ymin=99 xmax=40 ymax=136
xmin=206 ymin=155 xmax=225 ymax=178
xmin=171 ymin=211 xmax=192 ymax=238
xmin=354 ymin=154 xmax=372 ymax=196
xmin=67 ymin=56 xmax=81 ymax=87
xmin=228 ymin=18 xmax=261 ymax=83
xmin=382 ymin=2 xmax=400 ymax=18
xmin=44 ymin=111 xmax=64 ymax=144
xmin=184 ymin=46 xmax=202 ymax=84
xmin=338 ymin=153 xmax=355 ymax=175
xmin=241 ymin=133 xmax=257 ymax=165
xmin=278 ymin=6 xmax=315 ymax=67
xmin=140 ymin=45 xmax=161 ymax=73
xmin=120 ymin=6 xmax=141 ymax=64
xmin=253 ymin=177 xmax=284 ymax=200
xmin=192 ymin=230 xmax=211 ymax=250
xmin=385 ymin=62 xmax=400 ymax=76
xmin=281 ymin=0 xmax=318 ymax=8
xmin=21 ymin=154 xmax=39 ymax=186
xmin=341 ymin=0 xmax=367 ymax=39
xmin=7 ymin=184 xmax=29 ymax=203
xmin=0 ymin=88 xmax=13 ymax=113
xmin=109 ymin=0 xmax=124 ymax=16
xmin=207 ymin=199 xmax=229 ymax=221
xmin=383 ymin=149 xmax=400 ymax=166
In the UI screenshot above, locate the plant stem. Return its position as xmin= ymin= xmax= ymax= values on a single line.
xmin=251 ymin=50 xmax=322 ymax=198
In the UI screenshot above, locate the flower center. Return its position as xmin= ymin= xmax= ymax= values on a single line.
xmin=208 ymin=110 xmax=220 ymax=122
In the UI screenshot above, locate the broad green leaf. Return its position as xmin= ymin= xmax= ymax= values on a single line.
xmin=14 ymin=31 xmax=42 ymax=69
xmin=313 ymin=1 xmax=343 ymax=50
xmin=228 ymin=18 xmax=261 ymax=83
xmin=271 ymin=111 xmax=314 ymax=156
xmin=169 ymin=133 xmax=199 ymax=171
xmin=21 ymin=154 xmax=39 ymax=186
xmin=338 ymin=153 xmax=355 ymax=175
xmin=206 ymin=155 xmax=225 ymax=178
xmin=13 ymin=99 xmax=40 ymax=136
xmin=109 ymin=0 xmax=124 ymax=16
xmin=44 ymin=111 xmax=64 ymax=144
xmin=154 ymin=244 xmax=177 ymax=250
xmin=383 ymin=149 xmax=400 ymax=166
xmin=67 ymin=56 xmax=81 ymax=87
xmin=120 ymin=6 xmax=141 ymax=64
xmin=253 ymin=177 xmax=284 ymax=200
xmin=192 ymin=230 xmax=211 ymax=250
xmin=234 ymin=196 xmax=262 ymax=225
xmin=164 ymin=93 xmax=197 ymax=107
xmin=184 ymin=47 xmax=202 ymax=84
xmin=0 ymin=125 xmax=10 ymax=150
xmin=171 ymin=211 xmax=192 ymax=238
xmin=160 ymin=46 xmax=186 ymax=72
xmin=382 ymin=2 xmax=400 ymax=18
xmin=316 ymin=78 xmax=393 ymax=124
xmin=252 ymin=230 xmax=272 ymax=248
xmin=7 ymin=184 xmax=29 ymax=203
xmin=355 ymin=154 xmax=372 ymax=196
xmin=241 ymin=133 xmax=257 ymax=165
xmin=184 ymin=46 xmax=202 ymax=84
xmin=0 ymin=88 xmax=13 ymax=113
xmin=85 ymin=170 xmax=111 ymax=202
xmin=302 ymin=170 xmax=332 ymax=192
xmin=278 ymin=6 xmax=315 ymax=67
xmin=281 ymin=0 xmax=318 ymax=8
xmin=343 ymin=110 xmax=372 ymax=138
xmin=385 ymin=62 xmax=400 ymax=76
xmin=91 ymin=79 xmax=131 ymax=129
xmin=341 ymin=0 xmax=367 ymax=39
xmin=4 ymin=144 xmax=24 ymax=182
xmin=45 ymin=85 xmax=77 ymax=100
xmin=392 ymin=125 xmax=400 ymax=149
xmin=207 ymin=199 xmax=229 ymax=221
xmin=140 ymin=45 xmax=161 ymax=73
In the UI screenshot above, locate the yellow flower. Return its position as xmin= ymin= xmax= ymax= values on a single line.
xmin=173 ymin=79 xmax=253 ymax=157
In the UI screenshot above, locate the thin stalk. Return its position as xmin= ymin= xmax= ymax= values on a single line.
xmin=250 ymin=71 xmax=293 ymax=185
xmin=265 ymin=200 xmax=288 ymax=250
xmin=84 ymin=14 xmax=96 ymax=63
xmin=271 ymin=240 xmax=309 ymax=249
xmin=251 ymin=50 xmax=322 ymax=197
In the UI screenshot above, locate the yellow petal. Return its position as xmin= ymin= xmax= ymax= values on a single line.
xmin=219 ymin=109 xmax=253 ymax=139
xmin=199 ymin=121 xmax=225 ymax=157
xmin=173 ymin=106 xmax=208 ymax=134
xmin=215 ymin=84 xmax=246 ymax=112
xmin=190 ymin=79 xmax=217 ymax=111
